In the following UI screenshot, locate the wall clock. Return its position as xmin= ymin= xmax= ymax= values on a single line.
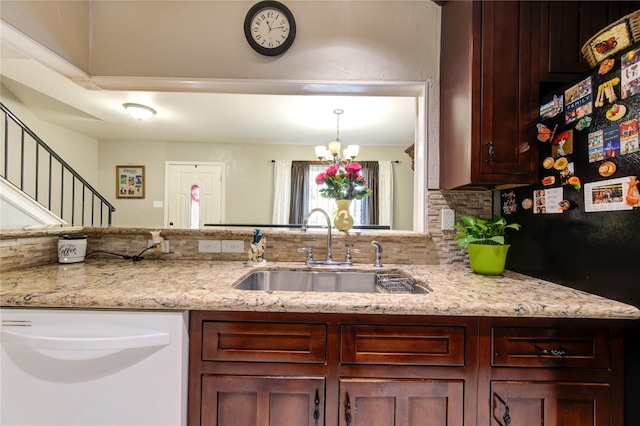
xmin=244 ymin=1 xmax=296 ymax=56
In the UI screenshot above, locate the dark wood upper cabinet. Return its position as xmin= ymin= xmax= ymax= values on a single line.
xmin=439 ymin=0 xmax=640 ymax=189
xmin=540 ymin=1 xmax=640 ymax=83
xmin=440 ymin=1 xmax=540 ymax=189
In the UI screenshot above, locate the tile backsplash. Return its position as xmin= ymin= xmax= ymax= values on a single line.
xmin=1 ymin=190 xmax=492 ymax=272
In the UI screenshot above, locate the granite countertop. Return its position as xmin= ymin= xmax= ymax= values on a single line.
xmin=1 ymin=259 xmax=639 ymax=319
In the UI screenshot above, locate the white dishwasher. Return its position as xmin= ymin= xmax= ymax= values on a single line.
xmin=0 ymin=308 xmax=188 ymax=426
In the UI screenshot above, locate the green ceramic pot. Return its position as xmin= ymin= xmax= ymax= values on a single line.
xmin=467 ymin=243 xmax=510 ymax=275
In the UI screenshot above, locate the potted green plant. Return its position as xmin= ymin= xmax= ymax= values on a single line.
xmin=454 ymin=215 xmax=521 ymax=275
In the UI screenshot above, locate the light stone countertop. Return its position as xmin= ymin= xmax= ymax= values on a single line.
xmin=1 ymin=259 xmax=639 ymax=319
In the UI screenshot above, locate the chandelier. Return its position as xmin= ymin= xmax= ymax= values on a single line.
xmin=314 ymin=109 xmax=360 ymax=165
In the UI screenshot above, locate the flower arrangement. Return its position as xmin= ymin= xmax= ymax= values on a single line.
xmin=315 ymin=162 xmax=372 ymax=200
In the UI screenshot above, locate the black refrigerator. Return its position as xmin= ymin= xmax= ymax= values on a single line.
xmin=500 ymin=42 xmax=640 ymax=424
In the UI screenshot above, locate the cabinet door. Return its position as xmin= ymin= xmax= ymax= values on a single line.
xmin=541 ymin=1 xmax=640 ymax=82
xmin=339 ymin=378 xmax=464 ymax=426
xmin=477 ymin=1 xmax=539 ymax=182
xmin=491 ymin=381 xmax=611 ymax=426
xmin=201 ymin=375 xmax=324 ymax=426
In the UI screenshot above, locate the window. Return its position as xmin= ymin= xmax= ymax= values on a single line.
xmin=306 ymin=164 xmax=364 ymax=227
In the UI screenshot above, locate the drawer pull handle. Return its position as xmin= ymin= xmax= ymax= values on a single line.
xmin=486 ymin=141 xmax=495 ymax=163
xmin=534 ymin=344 xmax=568 ymax=356
xmin=314 ymin=389 xmax=320 ymax=426
xmin=345 ymin=393 xmax=352 ymax=425
xmin=495 ymin=393 xmax=511 ymax=426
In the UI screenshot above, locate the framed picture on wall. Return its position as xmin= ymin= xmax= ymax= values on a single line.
xmin=116 ymin=165 xmax=145 ymax=199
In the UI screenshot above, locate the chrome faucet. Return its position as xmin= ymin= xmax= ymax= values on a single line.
xmin=371 ymin=240 xmax=383 ymax=267
xmin=300 ymin=208 xmax=351 ymax=266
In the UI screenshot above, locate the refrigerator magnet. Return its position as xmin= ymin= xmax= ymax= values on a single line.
xmin=599 ymin=161 xmax=617 ymax=177
xmin=598 ymin=58 xmax=615 ymax=75
xmin=537 ymin=123 xmax=557 ymax=142
xmin=568 ymin=176 xmax=581 ymax=191
xmin=552 ymin=130 xmax=573 ymax=157
xmin=558 ymin=199 xmax=571 ymax=211
xmin=575 ymin=116 xmax=592 ymax=131
xmin=605 ymin=104 xmax=626 ymax=121
xmin=542 ymin=157 xmax=555 ymax=169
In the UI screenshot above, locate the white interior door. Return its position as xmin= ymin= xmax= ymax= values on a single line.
xmin=165 ymin=162 xmax=224 ymax=228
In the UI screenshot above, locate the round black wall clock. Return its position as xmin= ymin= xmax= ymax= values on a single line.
xmin=244 ymin=1 xmax=296 ymax=56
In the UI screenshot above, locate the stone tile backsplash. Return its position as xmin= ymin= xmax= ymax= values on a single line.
xmin=0 ymin=190 xmax=492 ymax=272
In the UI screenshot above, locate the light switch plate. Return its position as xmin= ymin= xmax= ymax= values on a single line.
xmin=222 ymin=240 xmax=245 ymax=253
xmin=441 ymin=208 xmax=455 ymax=231
xmin=198 ymin=240 xmax=221 ymax=253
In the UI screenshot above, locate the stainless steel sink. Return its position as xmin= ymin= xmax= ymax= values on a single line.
xmin=233 ymin=270 xmax=430 ymax=294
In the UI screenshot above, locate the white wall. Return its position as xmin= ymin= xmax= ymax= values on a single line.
xmin=89 ymin=1 xmax=440 ymax=82
xmin=0 ymin=0 xmax=91 ymax=71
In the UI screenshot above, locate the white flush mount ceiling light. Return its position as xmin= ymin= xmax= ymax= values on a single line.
xmin=123 ymin=103 xmax=157 ymax=121
xmin=314 ymin=109 xmax=360 ymax=165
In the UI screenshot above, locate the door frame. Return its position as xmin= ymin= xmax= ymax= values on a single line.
xmin=163 ymin=161 xmax=226 ymax=228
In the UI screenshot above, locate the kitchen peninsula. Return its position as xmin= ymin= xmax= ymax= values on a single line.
xmin=1 ymin=258 xmax=638 ymax=318
xmin=2 ymin=254 xmax=638 ymax=426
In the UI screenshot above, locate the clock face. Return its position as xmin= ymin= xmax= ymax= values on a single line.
xmin=244 ymin=1 xmax=296 ymax=56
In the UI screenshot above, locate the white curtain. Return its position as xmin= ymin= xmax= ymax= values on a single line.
xmin=272 ymin=160 xmax=292 ymax=224
xmin=378 ymin=160 xmax=393 ymax=228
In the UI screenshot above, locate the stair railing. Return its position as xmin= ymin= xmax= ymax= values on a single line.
xmin=1 ymin=102 xmax=115 ymax=226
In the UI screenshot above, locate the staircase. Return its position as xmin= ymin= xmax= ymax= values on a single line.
xmin=1 ymin=102 xmax=115 ymax=228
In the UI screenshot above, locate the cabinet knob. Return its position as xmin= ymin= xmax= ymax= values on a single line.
xmin=485 ymin=141 xmax=495 ymax=163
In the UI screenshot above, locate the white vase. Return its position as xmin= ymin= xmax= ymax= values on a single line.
xmin=333 ymin=199 xmax=354 ymax=232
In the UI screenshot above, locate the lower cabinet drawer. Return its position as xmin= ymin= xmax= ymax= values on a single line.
xmin=341 ymin=324 xmax=465 ymax=366
xmin=202 ymin=321 xmax=327 ymax=363
xmin=492 ymin=326 xmax=611 ymax=368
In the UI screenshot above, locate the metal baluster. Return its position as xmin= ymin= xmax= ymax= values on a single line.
xmin=345 ymin=393 xmax=352 ymax=425
xmin=20 ymin=129 xmax=25 ymax=190
xmin=81 ymin=186 xmax=86 ymax=226
xmin=314 ymin=389 xmax=320 ymax=426
xmin=60 ymin=168 xmax=64 ymax=221
xmin=35 ymin=143 xmax=39 ymax=202
xmin=48 ymin=154 xmax=52 ymax=210
xmin=495 ymin=393 xmax=511 ymax=426
xmin=91 ymin=193 xmax=95 ymax=226
xmin=4 ymin=112 xmax=8 ymax=178
xmin=71 ymin=176 xmax=76 ymax=226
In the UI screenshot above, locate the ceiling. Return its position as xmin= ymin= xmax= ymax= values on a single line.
xmin=0 ymin=42 xmax=419 ymax=148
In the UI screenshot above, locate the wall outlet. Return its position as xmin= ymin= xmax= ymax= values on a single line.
xmin=441 ymin=208 xmax=455 ymax=231
xmin=198 ymin=240 xmax=221 ymax=253
xmin=222 ymin=240 xmax=245 ymax=253
xmin=147 ymin=239 xmax=170 ymax=253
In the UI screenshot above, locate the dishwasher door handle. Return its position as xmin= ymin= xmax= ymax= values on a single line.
xmin=1 ymin=329 xmax=171 ymax=351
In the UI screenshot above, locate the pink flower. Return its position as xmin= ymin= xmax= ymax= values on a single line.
xmin=315 ymin=172 xmax=327 ymax=185
xmin=344 ymin=162 xmax=362 ymax=175
xmin=325 ymin=165 xmax=339 ymax=176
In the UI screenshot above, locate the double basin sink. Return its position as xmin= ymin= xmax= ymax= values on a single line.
xmin=233 ymin=269 xmax=431 ymax=294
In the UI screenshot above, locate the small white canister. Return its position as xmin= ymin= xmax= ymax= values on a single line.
xmin=58 ymin=235 xmax=88 ymax=263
